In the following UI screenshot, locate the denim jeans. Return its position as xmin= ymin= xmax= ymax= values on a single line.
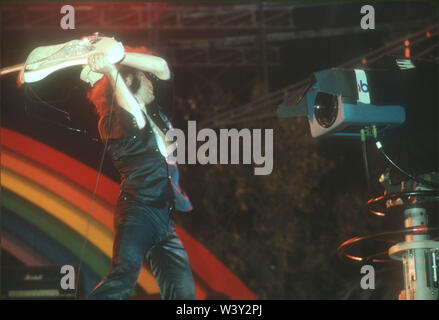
xmin=87 ymin=197 xmax=196 ymax=300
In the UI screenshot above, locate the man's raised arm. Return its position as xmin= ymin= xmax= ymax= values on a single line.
xmin=121 ymin=53 xmax=171 ymax=80
xmin=88 ymin=52 xmax=146 ymax=129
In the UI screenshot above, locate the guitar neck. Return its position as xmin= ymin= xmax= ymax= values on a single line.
xmin=0 ymin=63 xmax=24 ymax=76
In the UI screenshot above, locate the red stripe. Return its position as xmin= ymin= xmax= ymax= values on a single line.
xmin=2 ymin=128 xmax=119 ymax=205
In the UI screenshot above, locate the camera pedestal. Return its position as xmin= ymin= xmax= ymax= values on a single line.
xmin=338 ymin=173 xmax=439 ymax=300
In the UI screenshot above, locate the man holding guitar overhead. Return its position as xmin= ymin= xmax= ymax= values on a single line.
xmin=85 ymin=44 xmax=195 ymax=300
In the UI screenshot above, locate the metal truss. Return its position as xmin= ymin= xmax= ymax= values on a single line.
xmin=154 ymin=2 xmax=300 ymax=31
xmin=164 ymin=19 xmax=428 ymax=67
xmin=0 ymin=2 xmax=307 ymax=31
xmin=1 ymin=3 xmax=435 ymax=68
xmin=2 ymin=2 xmax=434 ymax=32
xmin=166 ymin=43 xmax=280 ymax=67
xmin=0 ymin=3 xmax=167 ymax=30
xmin=0 ymin=2 xmax=288 ymax=67
xmin=199 ymin=24 xmax=438 ymax=128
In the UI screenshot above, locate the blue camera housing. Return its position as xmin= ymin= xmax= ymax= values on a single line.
xmin=278 ymin=67 xmax=406 ymax=138
xmin=307 ymin=68 xmax=405 ymax=137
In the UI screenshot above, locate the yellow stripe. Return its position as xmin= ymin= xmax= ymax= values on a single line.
xmin=2 ymin=168 xmax=159 ymax=294
xmin=1 ymin=149 xmax=115 ymax=231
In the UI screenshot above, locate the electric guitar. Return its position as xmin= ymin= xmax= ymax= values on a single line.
xmin=0 ymin=33 xmax=125 ymax=84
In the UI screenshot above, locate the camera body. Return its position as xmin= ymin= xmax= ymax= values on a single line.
xmin=278 ymin=67 xmax=406 ymax=137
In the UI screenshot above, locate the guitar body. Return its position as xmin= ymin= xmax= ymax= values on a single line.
xmin=22 ymin=35 xmax=125 ymax=83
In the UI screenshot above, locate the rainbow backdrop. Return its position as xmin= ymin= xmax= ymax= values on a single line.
xmin=1 ymin=127 xmax=257 ymax=300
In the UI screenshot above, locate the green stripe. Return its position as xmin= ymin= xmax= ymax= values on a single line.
xmin=2 ymin=189 xmax=110 ymax=278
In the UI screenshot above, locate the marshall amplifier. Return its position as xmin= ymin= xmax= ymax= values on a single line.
xmin=1 ymin=265 xmax=81 ymax=300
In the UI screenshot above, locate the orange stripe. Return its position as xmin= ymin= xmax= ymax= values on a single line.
xmin=2 ymin=148 xmax=114 ymax=231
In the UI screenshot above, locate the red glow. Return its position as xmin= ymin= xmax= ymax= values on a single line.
xmin=412 ymin=226 xmax=428 ymax=234
xmin=1 ymin=3 xmax=169 ymax=30
xmin=345 ymin=254 xmax=363 ymax=262
xmin=404 ymin=40 xmax=410 ymax=46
